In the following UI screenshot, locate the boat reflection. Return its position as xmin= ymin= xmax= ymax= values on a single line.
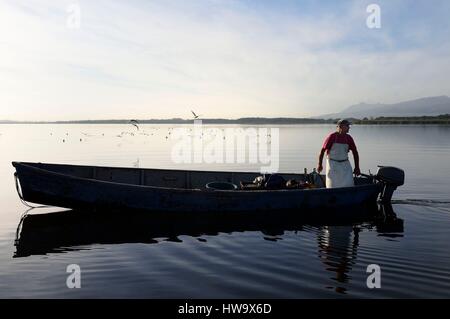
xmin=14 ymin=204 xmax=403 ymax=262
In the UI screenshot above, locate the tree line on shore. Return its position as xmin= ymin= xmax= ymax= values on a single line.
xmin=349 ymin=114 xmax=450 ymax=124
xmin=1 ymin=114 xmax=449 ymax=125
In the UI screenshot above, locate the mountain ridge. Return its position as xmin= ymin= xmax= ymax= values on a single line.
xmin=314 ymin=96 xmax=450 ymax=119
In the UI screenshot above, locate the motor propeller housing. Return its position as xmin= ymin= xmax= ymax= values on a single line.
xmin=376 ymin=166 xmax=405 ymax=186
xmin=376 ymin=166 xmax=405 ymax=203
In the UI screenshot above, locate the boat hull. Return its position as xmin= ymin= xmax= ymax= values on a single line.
xmin=13 ymin=162 xmax=383 ymax=214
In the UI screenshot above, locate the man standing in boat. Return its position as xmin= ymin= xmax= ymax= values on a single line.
xmin=317 ymin=119 xmax=361 ymax=188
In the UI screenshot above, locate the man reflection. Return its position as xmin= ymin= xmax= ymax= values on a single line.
xmin=317 ymin=225 xmax=359 ymax=294
xmin=316 ymin=204 xmax=404 ymax=294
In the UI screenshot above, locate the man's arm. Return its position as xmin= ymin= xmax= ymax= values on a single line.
xmin=348 ymin=135 xmax=360 ymax=175
xmin=352 ymin=149 xmax=361 ymax=175
xmin=317 ymin=148 xmax=326 ymax=173
xmin=318 ymin=133 xmax=333 ymax=173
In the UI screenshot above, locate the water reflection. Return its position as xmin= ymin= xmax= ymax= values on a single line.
xmin=13 ymin=204 xmax=405 ymax=295
xmin=317 ymin=204 xmax=403 ymax=293
xmin=318 ymin=225 xmax=358 ymax=294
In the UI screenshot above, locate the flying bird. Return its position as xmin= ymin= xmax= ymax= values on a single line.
xmin=191 ymin=110 xmax=202 ymax=119
xmin=129 ymin=119 xmax=140 ymax=131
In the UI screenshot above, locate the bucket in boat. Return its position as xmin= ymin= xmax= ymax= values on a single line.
xmin=206 ymin=182 xmax=238 ymax=190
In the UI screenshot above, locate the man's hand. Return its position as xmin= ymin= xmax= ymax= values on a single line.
xmin=353 ymin=167 xmax=361 ymax=176
xmin=317 ymin=163 xmax=323 ymax=173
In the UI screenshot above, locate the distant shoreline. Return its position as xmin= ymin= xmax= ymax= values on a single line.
xmin=1 ymin=115 xmax=449 ymax=125
xmin=0 ymin=118 xmax=332 ymax=125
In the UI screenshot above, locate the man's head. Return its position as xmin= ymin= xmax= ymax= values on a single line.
xmin=336 ymin=119 xmax=351 ymax=134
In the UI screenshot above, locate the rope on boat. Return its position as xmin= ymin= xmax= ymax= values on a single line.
xmin=14 ymin=208 xmax=33 ymax=246
xmin=14 ymin=173 xmax=51 ymax=209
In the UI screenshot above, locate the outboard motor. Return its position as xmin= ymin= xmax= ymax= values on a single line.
xmin=376 ymin=166 xmax=405 ymax=203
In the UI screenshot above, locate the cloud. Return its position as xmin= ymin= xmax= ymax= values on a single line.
xmin=0 ymin=0 xmax=449 ymax=120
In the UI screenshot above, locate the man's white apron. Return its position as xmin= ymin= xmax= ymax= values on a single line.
xmin=325 ymin=135 xmax=354 ymax=188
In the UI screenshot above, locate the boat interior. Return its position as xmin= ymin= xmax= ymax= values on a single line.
xmin=15 ymin=162 xmax=373 ymax=190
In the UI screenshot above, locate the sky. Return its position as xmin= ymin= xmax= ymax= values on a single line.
xmin=1 ymin=0 xmax=450 ymax=121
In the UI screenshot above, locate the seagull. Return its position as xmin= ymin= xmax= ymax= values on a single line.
xmin=191 ymin=110 xmax=202 ymax=119
xmin=130 ymin=119 xmax=140 ymax=131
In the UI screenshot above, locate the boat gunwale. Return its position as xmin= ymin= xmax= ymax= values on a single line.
xmin=13 ymin=161 xmax=304 ymax=177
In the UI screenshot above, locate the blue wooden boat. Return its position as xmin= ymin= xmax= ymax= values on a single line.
xmin=12 ymin=162 xmax=404 ymax=213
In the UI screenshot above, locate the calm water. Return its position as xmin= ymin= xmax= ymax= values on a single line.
xmin=0 ymin=124 xmax=450 ymax=298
